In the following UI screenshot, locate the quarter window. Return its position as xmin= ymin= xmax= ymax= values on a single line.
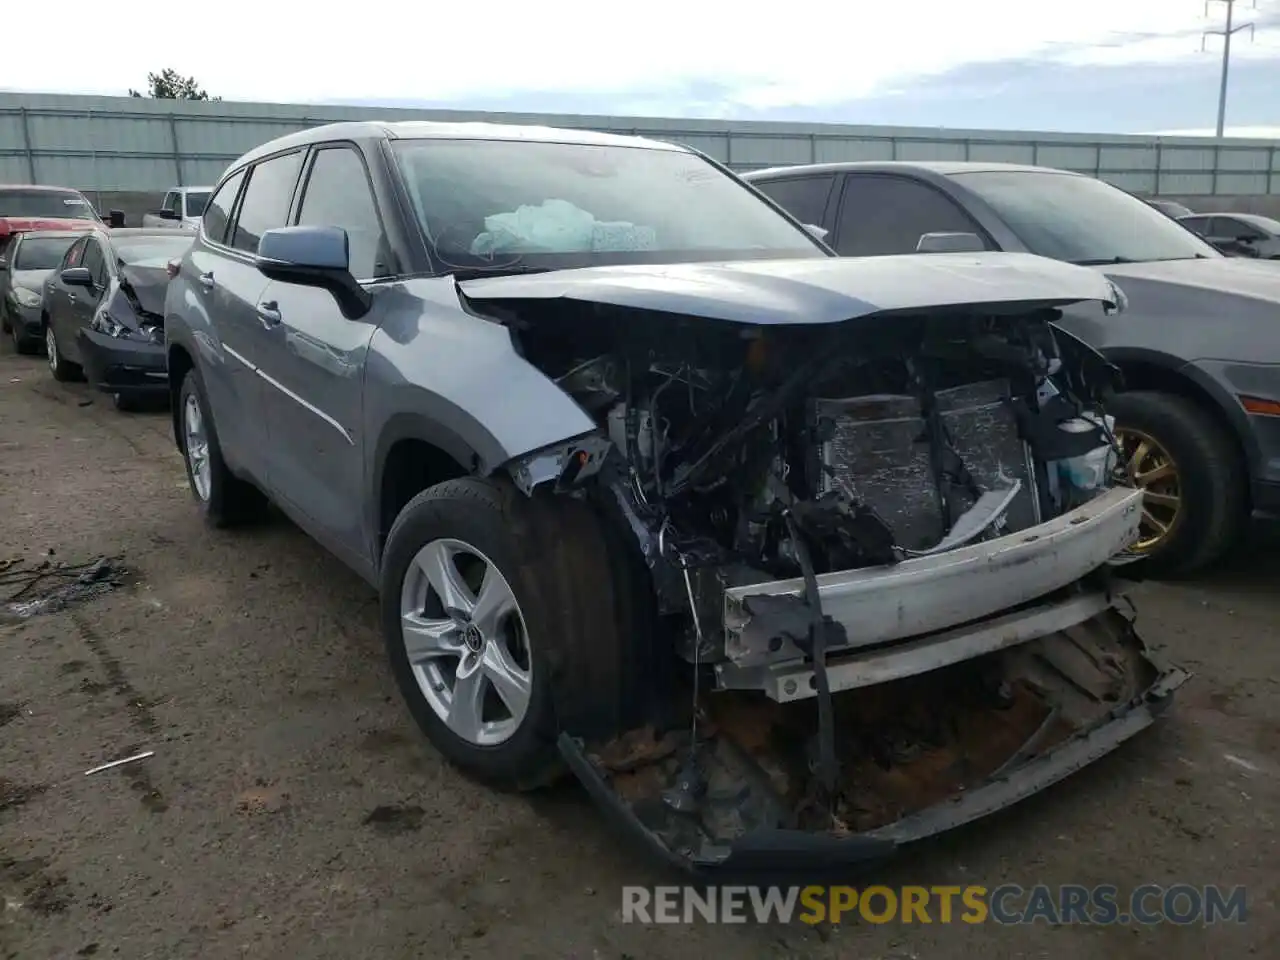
xmin=230 ymin=151 xmax=303 ymax=254
xmin=836 ymin=175 xmax=987 ymax=257
xmin=295 ymin=146 xmax=392 ymax=279
xmin=202 ymin=170 xmax=245 ymax=245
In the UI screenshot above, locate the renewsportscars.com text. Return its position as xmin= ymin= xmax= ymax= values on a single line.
xmin=621 ymin=884 xmax=1247 ymax=926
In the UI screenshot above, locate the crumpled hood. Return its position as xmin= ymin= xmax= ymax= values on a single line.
xmin=0 ymin=217 xmax=97 ymax=239
xmin=1099 ymin=256 xmax=1280 ymax=303
xmin=458 ymin=252 xmax=1121 ymax=325
xmin=119 ymin=265 xmax=169 ymax=318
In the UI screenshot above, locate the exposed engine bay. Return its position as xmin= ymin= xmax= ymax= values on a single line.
xmin=479 ymin=290 xmax=1189 ymax=874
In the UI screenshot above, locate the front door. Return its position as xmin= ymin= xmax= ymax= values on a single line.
xmin=253 ymin=143 xmax=395 ymax=567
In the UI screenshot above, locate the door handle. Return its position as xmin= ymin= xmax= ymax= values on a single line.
xmin=198 ymin=272 xmax=215 ymax=290
xmin=257 ymin=300 xmax=282 ymax=327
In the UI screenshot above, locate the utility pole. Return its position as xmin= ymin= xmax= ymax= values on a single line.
xmin=1203 ymin=0 xmax=1257 ymax=137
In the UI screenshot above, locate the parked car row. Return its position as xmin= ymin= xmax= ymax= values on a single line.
xmin=1 ymin=224 xmax=193 ymax=409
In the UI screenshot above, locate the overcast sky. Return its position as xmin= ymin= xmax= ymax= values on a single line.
xmin=3 ymin=0 xmax=1279 ymax=136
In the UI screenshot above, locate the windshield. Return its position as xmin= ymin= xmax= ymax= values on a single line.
xmin=183 ymin=191 xmax=211 ymax=217
xmin=390 ymin=138 xmax=825 ymax=272
xmin=949 ymin=171 xmax=1221 ymax=264
xmin=114 ymin=236 xmax=194 ymax=268
xmin=13 ymin=236 xmax=80 ymax=271
xmin=0 ymin=189 xmax=98 ymax=221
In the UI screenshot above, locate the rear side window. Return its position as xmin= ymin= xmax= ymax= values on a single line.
xmin=231 ymin=152 xmax=304 ymax=254
xmin=203 ymin=170 xmax=245 ymax=245
xmin=294 ymin=146 xmax=391 ymax=280
xmin=1179 ymin=216 xmax=1209 ymax=234
xmin=753 ymin=175 xmax=836 ymax=228
xmin=836 ymin=175 xmax=987 ymax=256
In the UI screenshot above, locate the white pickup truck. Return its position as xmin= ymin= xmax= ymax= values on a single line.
xmin=141 ymin=186 xmax=212 ymax=231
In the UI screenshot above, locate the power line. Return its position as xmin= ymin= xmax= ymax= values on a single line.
xmin=1203 ymin=0 xmax=1257 ymax=137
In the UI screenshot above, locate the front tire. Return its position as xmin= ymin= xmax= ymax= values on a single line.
xmin=45 ymin=323 xmax=79 ymax=381
xmin=10 ymin=318 xmax=38 ymax=355
xmin=380 ymin=477 xmax=636 ymax=791
xmin=1109 ymin=390 xmax=1248 ymax=576
xmin=177 ymin=368 xmax=267 ymax=527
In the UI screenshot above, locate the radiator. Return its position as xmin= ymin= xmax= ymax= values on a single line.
xmin=811 ymin=379 xmax=1040 ymax=552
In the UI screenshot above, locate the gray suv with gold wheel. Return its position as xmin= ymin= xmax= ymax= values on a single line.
xmin=746 ymin=160 xmax=1280 ymax=576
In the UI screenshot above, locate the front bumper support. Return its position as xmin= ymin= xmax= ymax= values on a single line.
xmin=724 ymin=486 xmax=1143 ymax=666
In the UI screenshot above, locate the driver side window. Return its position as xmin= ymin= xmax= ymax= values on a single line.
xmin=81 ymin=239 xmax=107 ymax=293
xmin=62 ymin=236 xmax=88 ymax=269
xmin=1215 ymin=217 xmax=1264 ymax=240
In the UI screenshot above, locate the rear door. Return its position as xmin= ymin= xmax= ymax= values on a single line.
xmin=254 ymin=142 xmax=396 ymax=564
xmin=187 ymin=152 xmax=304 ymax=487
xmin=832 ymin=174 xmax=993 ymax=256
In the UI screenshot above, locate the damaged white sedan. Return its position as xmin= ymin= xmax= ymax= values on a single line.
xmin=163 ymin=120 xmax=1189 ymax=875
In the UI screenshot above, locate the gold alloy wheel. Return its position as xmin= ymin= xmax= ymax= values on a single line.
xmin=1114 ymin=427 xmax=1183 ymax=552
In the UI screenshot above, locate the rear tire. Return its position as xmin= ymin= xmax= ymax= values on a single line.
xmin=1108 ymin=390 xmax=1247 ymax=576
xmin=177 ymin=367 xmax=268 ymax=528
xmin=380 ymin=477 xmax=639 ymax=791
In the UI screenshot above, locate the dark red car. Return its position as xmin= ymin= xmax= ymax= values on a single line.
xmin=0 ymin=185 xmax=123 ymax=250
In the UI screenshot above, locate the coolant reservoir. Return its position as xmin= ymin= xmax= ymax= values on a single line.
xmin=1055 ymin=414 xmax=1117 ymax=493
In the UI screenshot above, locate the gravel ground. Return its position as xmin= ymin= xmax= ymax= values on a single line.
xmin=2 ymin=343 xmax=1278 ymax=960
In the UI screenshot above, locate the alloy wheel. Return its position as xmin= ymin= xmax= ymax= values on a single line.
xmin=45 ymin=327 xmax=57 ymax=372
xmin=399 ymin=538 xmax=533 ymax=747
xmin=182 ymin=393 xmax=212 ymax=502
xmin=1115 ymin=426 xmax=1183 ymax=552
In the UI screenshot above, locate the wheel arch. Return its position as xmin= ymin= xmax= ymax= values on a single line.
xmin=371 ymin=412 xmax=481 ymax=567
xmin=1106 ymin=346 xmax=1256 ymax=495
xmin=167 ymin=342 xmax=195 ymax=451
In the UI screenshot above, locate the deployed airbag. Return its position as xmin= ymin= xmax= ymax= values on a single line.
xmin=470 ymin=198 xmax=657 ymax=255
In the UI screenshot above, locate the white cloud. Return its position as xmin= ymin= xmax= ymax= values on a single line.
xmin=1 ymin=0 xmax=1277 ymax=109
xmin=1143 ymin=125 xmax=1280 ymax=139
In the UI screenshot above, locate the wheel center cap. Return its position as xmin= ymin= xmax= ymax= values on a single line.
xmin=462 ymin=623 xmax=484 ymax=654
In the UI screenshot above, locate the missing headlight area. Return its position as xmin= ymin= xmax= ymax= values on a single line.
xmin=487 ymin=294 xmax=1187 ymax=870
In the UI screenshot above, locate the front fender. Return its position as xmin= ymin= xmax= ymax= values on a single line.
xmin=364 ymin=279 xmax=597 ymax=475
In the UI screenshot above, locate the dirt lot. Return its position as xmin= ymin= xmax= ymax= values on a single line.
xmin=2 ymin=343 xmax=1278 ymax=960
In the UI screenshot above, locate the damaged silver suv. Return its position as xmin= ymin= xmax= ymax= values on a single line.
xmin=164 ymin=120 xmax=1189 ymax=873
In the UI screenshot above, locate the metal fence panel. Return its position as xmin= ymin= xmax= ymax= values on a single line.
xmin=2 ymin=92 xmax=1278 ymax=199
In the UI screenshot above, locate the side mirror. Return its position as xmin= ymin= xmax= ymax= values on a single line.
xmin=802 ymin=223 xmax=829 ymax=241
xmin=107 ymin=209 xmax=125 ymax=228
xmin=60 ymin=266 xmax=93 ymax=287
xmin=159 ymin=209 xmax=180 ymax=220
xmin=916 ymin=231 xmax=986 ymax=254
xmin=255 ymin=226 xmax=371 ymax=320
